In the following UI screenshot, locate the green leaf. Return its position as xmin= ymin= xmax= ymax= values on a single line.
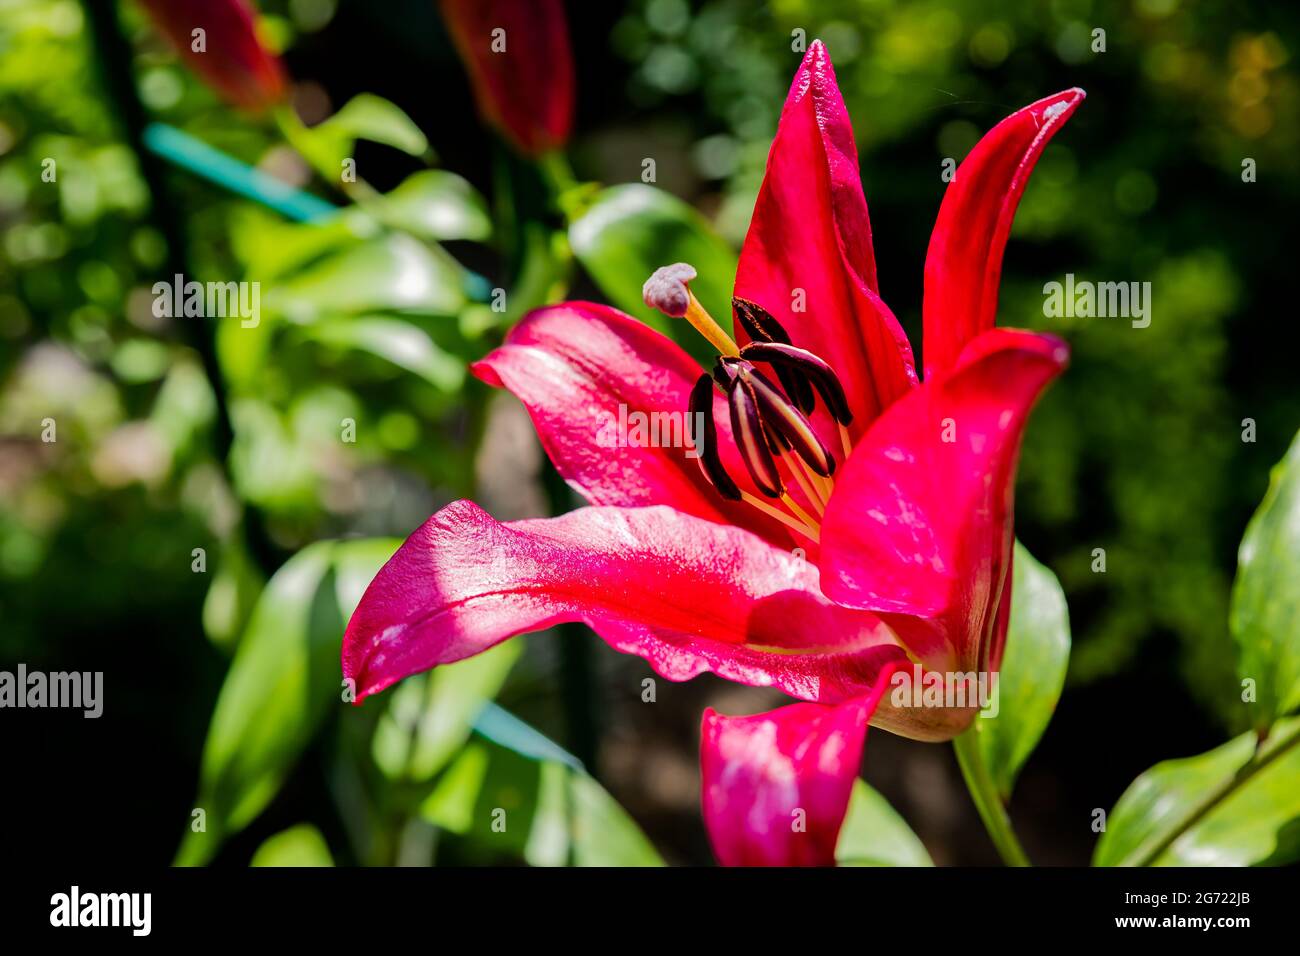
xmin=1231 ymin=428 xmax=1300 ymax=728
xmin=1094 ymin=717 xmax=1300 ymax=866
xmin=421 ymin=732 xmax=664 ymax=866
xmin=290 ymin=94 xmax=430 ymax=175
xmin=569 ymin=184 xmax=738 ymax=367
xmin=372 ymin=641 xmax=522 ymax=782
xmin=567 ymin=771 xmax=663 ymax=866
xmin=176 ymin=538 xmax=399 ymax=865
xmin=216 ymin=311 xmax=276 ymax=391
xmin=231 ymin=206 xmax=366 ymax=283
xmin=973 ymin=541 xmax=1072 ymax=800
xmin=200 ymin=541 xmax=264 ymax=653
xmin=836 ymin=779 xmax=933 ymax=866
xmin=369 ymin=170 xmax=491 ymax=243
xmin=227 ymin=399 xmax=317 ymax=510
xmin=250 ymin=824 xmax=335 ymax=867
xmin=420 ymin=739 xmax=555 ymax=862
xmin=267 ymin=234 xmax=466 ymax=321
xmin=300 ymin=316 xmax=466 ymax=391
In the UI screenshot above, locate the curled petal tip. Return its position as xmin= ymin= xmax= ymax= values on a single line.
xmin=643 ymin=263 xmax=697 ymax=317
xmin=1039 ymin=88 xmax=1087 ymax=124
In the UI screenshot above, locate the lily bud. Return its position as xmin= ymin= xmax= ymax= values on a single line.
xmin=138 ymin=0 xmax=287 ymax=113
xmin=438 ymin=0 xmax=575 ymax=158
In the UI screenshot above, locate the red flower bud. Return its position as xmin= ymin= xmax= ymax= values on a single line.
xmin=438 ymin=0 xmax=575 ymax=157
xmin=138 ymin=0 xmax=287 ymax=113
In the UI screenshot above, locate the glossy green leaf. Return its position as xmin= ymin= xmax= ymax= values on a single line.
xmin=372 ymin=641 xmax=522 ymax=782
xmin=1094 ymin=717 xmax=1300 ymax=866
xmin=176 ymin=538 xmax=398 ymax=865
xmin=836 ymin=779 xmax=933 ymax=866
xmin=300 ymin=316 xmax=466 ymax=391
xmin=569 ymin=184 xmax=738 ymax=367
xmin=250 ymin=824 xmax=334 ymax=867
xmin=268 ymin=234 xmax=466 ymax=321
xmin=289 ymin=94 xmax=430 ymax=175
xmin=420 ymin=739 xmax=555 ymax=862
xmin=972 ymin=541 xmax=1072 ymax=800
xmin=1231 ymin=428 xmax=1300 ymax=728
xmin=369 ymin=170 xmax=491 ymax=242
xmin=421 ymin=732 xmax=663 ymax=866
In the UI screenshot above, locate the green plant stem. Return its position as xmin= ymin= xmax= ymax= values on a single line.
xmin=536 ymin=150 xmax=578 ymax=198
xmin=953 ymin=730 xmax=1031 ymax=867
xmin=1124 ymin=718 xmax=1300 ymax=867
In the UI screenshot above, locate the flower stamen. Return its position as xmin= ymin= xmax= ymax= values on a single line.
xmin=652 ymin=269 xmax=855 ymax=542
xmin=780 ymin=452 xmax=827 ymax=518
xmin=739 ymin=490 xmax=820 ymax=543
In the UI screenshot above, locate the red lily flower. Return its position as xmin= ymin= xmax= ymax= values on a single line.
xmin=438 ymin=0 xmax=575 ymax=157
xmin=137 ymin=0 xmax=287 ymax=113
xmin=342 ymin=42 xmax=1082 ymax=865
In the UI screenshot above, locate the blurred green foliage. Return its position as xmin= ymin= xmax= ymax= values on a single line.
xmin=2 ymin=0 xmax=1298 ymax=865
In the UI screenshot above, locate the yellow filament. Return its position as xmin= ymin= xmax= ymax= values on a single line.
xmin=780 ymin=492 xmax=821 ymax=532
xmin=782 ymin=453 xmax=827 ymax=517
xmin=740 ymin=491 xmax=820 ymax=543
xmin=783 ymin=448 xmax=832 ymax=511
xmin=839 ymin=422 xmax=853 ymax=460
xmin=684 ymin=292 xmax=740 ymax=358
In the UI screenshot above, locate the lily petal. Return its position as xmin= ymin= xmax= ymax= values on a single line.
xmin=922 ymin=89 xmax=1085 ymax=378
xmin=342 ymin=501 xmax=906 ymax=704
xmin=819 ymin=329 xmax=1069 ymax=673
xmin=735 ymin=41 xmax=917 ymax=435
xmin=472 ymin=302 xmax=799 ymax=547
xmin=700 ymin=663 xmax=904 ymax=866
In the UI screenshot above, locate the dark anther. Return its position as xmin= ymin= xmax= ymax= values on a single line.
xmin=732 ymin=297 xmax=789 ymax=344
xmin=690 ymin=303 xmax=849 ymax=501
xmin=688 ymin=373 xmax=741 ymax=500
xmin=699 ymin=356 xmax=837 ymax=499
xmin=738 ymin=364 xmax=835 ymax=479
xmin=732 ymin=297 xmax=815 ymax=414
xmin=728 ymin=373 xmax=783 ymax=497
xmin=739 ymin=341 xmax=854 ymax=426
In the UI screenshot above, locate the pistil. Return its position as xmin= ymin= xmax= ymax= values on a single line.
xmin=642 ymin=263 xmax=740 ymax=357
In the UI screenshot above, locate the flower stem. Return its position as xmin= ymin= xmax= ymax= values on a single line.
xmin=952 ymin=729 xmax=1031 ymax=866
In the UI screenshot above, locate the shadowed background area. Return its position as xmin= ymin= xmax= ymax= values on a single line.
xmin=1 ymin=0 xmax=1297 ymax=866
